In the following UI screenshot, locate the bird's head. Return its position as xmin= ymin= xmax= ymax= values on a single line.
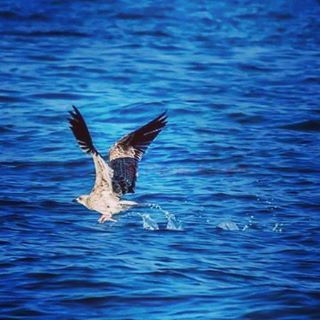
xmin=74 ymin=195 xmax=89 ymax=207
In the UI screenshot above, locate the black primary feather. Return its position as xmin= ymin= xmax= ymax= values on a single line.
xmin=68 ymin=105 xmax=97 ymax=155
xmin=113 ymin=111 xmax=168 ymax=160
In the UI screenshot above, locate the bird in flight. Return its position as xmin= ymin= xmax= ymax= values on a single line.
xmin=68 ymin=106 xmax=167 ymax=223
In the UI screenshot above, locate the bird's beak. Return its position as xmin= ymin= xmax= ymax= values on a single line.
xmin=72 ymin=198 xmax=77 ymax=203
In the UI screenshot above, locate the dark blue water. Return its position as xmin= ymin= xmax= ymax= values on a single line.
xmin=1 ymin=1 xmax=320 ymax=319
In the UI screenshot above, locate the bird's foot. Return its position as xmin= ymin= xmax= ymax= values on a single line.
xmin=98 ymin=214 xmax=116 ymax=224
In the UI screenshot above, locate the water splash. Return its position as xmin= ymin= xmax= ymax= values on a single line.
xmin=217 ymin=221 xmax=240 ymax=231
xmin=165 ymin=211 xmax=183 ymax=231
xmin=272 ymin=223 xmax=284 ymax=233
xmin=242 ymin=215 xmax=256 ymax=231
xmin=139 ymin=203 xmax=183 ymax=231
xmin=140 ymin=214 xmax=159 ymax=231
xmin=155 ymin=204 xmax=183 ymax=231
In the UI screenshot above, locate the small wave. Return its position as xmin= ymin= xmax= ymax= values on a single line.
xmin=39 ymin=200 xmax=61 ymax=209
xmin=280 ymin=120 xmax=320 ymax=132
xmin=302 ymin=76 xmax=320 ymax=84
xmin=0 ymin=199 xmax=34 ymax=209
xmin=0 ymin=159 xmax=85 ymax=169
xmin=3 ymin=30 xmax=89 ymax=38
xmin=212 ymin=192 xmax=257 ymax=202
xmin=26 ymin=272 xmax=60 ymax=280
xmin=8 ymin=308 xmax=47 ymax=317
xmin=133 ymin=30 xmax=171 ymax=38
xmin=0 ymin=10 xmax=49 ymax=21
xmin=29 ymin=92 xmax=89 ymax=100
xmin=27 ymin=54 xmax=61 ymax=62
xmin=0 ymin=11 xmax=18 ymax=19
xmin=0 ymin=95 xmax=27 ymax=103
xmin=227 ymin=112 xmax=265 ymax=124
xmin=118 ymin=101 xmax=167 ymax=114
xmin=238 ymin=63 xmax=273 ymax=72
xmin=114 ymin=12 xmax=145 ymax=20
xmin=0 ymin=125 xmax=15 ymax=133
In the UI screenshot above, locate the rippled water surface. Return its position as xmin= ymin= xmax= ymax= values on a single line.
xmin=1 ymin=1 xmax=320 ymax=319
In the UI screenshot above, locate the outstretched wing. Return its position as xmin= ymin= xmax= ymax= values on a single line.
xmin=108 ymin=112 xmax=167 ymax=195
xmin=68 ymin=106 xmax=113 ymax=194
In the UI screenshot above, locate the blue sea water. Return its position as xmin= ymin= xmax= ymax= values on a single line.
xmin=1 ymin=0 xmax=320 ymax=319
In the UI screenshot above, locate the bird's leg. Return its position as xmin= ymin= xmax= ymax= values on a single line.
xmin=98 ymin=214 xmax=116 ymax=223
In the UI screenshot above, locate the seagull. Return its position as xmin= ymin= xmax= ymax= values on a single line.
xmin=68 ymin=106 xmax=167 ymax=223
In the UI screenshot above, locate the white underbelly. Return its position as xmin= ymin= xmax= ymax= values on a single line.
xmin=89 ymin=192 xmax=121 ymax=215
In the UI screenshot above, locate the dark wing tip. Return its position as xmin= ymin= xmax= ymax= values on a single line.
xmin=112 ymin=111 xmax=168 ymax=160
xmin=142 ymin=111 xmax=168 ymax=135
xmin=68 ymin=105 xmax=97 ymax=155
xmin=72 ymin=105 xmax=80 ymax=114
xmin=155 ymin=111 xmax=168 ymax=126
